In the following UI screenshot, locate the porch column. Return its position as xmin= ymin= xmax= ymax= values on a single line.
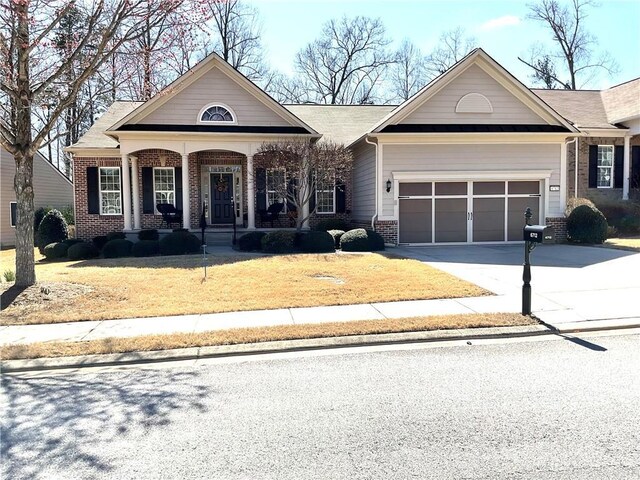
xmin=247 ymin=155 xmax=256 ymax=229
xmin=301 ymin=154 xmax=310 ymax=229
xmin=121 ymin=154 xmax=132 ymax=230
xmin=130 ymin=156 xmax=141 ymax=229
xmin=623 ymin=135 xmax=631 ymax=200
xmin=181 ymin=153 xmax=191 ymax=229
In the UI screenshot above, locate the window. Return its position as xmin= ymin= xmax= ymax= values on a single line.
xmin=99 ymin=167 xmax=122 ymax=215
xmin=266 ymin=169 xmax=286 ymax=209
xmin=597 ymin=145 xmax=614 ymax=188
xmin=315 ymin=174 xmax=335 ymax=214
xmin=154 ymin=167 xmax=176 ymax=212
xmin=9 ymin=202 xmax=17 ymax=227
xmin=199 ymin=104 xmax=234 ymax=123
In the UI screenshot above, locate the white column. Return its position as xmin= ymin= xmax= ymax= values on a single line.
xmin=623 ymin=135 xmax=631 ymax=200
xmin=121 ymin=154 xmax=132 ymax=230
xmin=181 ymin=154 xmax=191 ymax=229
xmin=130 ymin=156 xmax=141 ymax=229
xmin=301 ymin=154 xmax=310 ymax=230
xmin=246 ymin=155 xmax=256 ymax=229
xmin=560 ymin=141 xmax=567 ymax=211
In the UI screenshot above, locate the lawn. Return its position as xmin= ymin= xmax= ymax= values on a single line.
xmin=0 ymin=248 xmax=489 ymax=325
xmin=604 ymin=237 xmax=640 ymax=252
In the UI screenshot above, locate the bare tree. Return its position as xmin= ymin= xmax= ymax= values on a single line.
xmin=293 ymin=16 xmax=395 ymax=104
xmin=205 ymin=0 xmax=268 ymax=82
xmin=426 ymin=27 xmax=476 ymax=78
xmin=253 ymin=140 xmax=352 ymax=231
xmin=519 ymin=0 xmax=618 ymax=89
xmin=390 ymin=39 xmax=428 ymax=102
xmin=0 ymin=0 xmax=184 ymax=286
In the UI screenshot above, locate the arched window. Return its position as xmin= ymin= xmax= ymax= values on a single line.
xmin=199 ymin=104 xmax=235 ymax=123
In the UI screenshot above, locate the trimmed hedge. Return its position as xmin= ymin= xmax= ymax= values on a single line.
xmin=34 ymin=206 xmax=51 ymax=243
xmin=138 ymin=229 xmax=159 ymax=241
xmin=598 ymin=201 xmax=640 ymax=235
xmin=159 ymin=231 xmax=201 ymax=256
xmin=238 ymin=231 xmax=267 ymax=251
xmin=43 ymin=242 xmax=69 ymax=260
xmin=62 ymin=238 xmax=83 ymax=247
xmin=102 ymin=239 xmax=134 ymax=258
xmin=67 ymin=241 xmax=100 ymax=260
xmin=261 ymin=230 xmax=297 ymax=254
xmin=300 ymin=231 xmax=335 ymax=253
xmin=340 ymin=228 xmax=386 ymax=252
xmin=328 ymin=229 xmax=345 ymax=248
xmin=132 ymin=240 xmax=160 ymax=257
xmin=314 ymin=219 xmax=349 ymax=232
xmin=106 ymin=231 xmax=126 ymax=241
xmin=36 ymin=209 xmax=69 ymax=254
xmin=565 ymin=197 xmax=596 ymax=216
xmin=92 ymin=235 xmax=109 ymax=251
xmin=567 ymin=205 xmax=608 ymax=244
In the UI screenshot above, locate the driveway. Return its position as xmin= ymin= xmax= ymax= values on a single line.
xmin=394 ymin=244 xmax=640 ymax=324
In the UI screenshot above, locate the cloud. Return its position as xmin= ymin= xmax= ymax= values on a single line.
xmin=479 ymin=15 xmax=521 ymax=31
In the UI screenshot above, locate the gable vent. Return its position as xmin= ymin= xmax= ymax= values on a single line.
xmin=455 ymin=93 xmax=493 ymax=113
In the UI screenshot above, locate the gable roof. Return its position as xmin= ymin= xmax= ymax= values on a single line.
xmin=71 ymin=101 xmax=142 ymax=150
xmin=108 ymin=52 xmax=318 ymax=135
xmin=368 ymin=48 xmax=578 ymax=135
xmin=601 ymin=77 xmax=640 ymax=124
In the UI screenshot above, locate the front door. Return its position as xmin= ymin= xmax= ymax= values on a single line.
xmin=210 ymin=173 xmax=234 ymax=224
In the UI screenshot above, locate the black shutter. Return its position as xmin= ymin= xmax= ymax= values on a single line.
xmin=336 ymin=180 xmax=346 ymax=213
xmin=87 ymin=167 xmax=99 ymax=214
xmin=142 ymin=167 xmax=154 ymax=214
xmin=175 ymin=167 xmax=183 ymax=210
xmin=632 ymin=146 xmax=640 ymax=189
xmin=614 ymin=146 xmax=624 ymax=188
xmin=588 ymin=145 xmax=598 ymax=188
xmin=10 ymin=202 xmax=17 ymax=227
xmin=256 ymin=168 xmax=267 ymax=211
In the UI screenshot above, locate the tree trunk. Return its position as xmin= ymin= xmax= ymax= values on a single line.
xmin=14 ymin=150 xmax=36 ymax=286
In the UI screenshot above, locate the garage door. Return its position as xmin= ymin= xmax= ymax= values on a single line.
xmin=398 ymin=181 xmax=541 ymax=244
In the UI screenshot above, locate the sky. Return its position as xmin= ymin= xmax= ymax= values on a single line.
xmin=247 ymin=0 xmax=640 ymax=90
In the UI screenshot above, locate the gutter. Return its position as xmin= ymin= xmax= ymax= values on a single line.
xmin=365 ymin=135 xmax=379 ymax=229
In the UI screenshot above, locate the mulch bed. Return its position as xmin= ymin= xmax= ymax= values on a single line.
xmin=0 ymin=282 xmax=93 ymax=319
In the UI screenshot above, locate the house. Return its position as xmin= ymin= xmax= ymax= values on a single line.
xmin=1 ymin=147 xmax=74 ymax=248
xmin=66 ymin=48 xmax=640 ymax=245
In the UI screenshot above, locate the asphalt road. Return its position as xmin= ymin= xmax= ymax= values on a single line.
xmin=2 ymin=331 xmax=639 ymax=480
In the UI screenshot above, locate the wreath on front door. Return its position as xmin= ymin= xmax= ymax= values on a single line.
xmin=215 ymin=175 xmax=229 ymax=192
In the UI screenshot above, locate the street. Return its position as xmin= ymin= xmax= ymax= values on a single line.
xmin=2 ymin=331 xmax=639 ymax=479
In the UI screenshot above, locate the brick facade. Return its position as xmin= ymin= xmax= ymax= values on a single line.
xmin=545 ymin=216 xmax=567 ymax=243
xmin=373 ymin=220 xmax=398 ymax=245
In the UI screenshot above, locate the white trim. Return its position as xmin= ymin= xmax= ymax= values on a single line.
xmin=596 ymin=145 xmax=615 ymax=189
xmin=623 ymin=136 xmax=631 ymax=200
xmin=197 ymin=103 xmax=237 ymax=125
xmin=559 ymin=141 xmax=567 ymax=212
xmin=153 ymin=167 xmax=176 ymax=214
xmin=98 ymin=166 xmax=122 ymax=216
xmin=392 ymin=170 xmax=552 ymax=181
xmin=315 ymin=175 xmax=336 ymax=215
xmin=9 ymin=201 xmax=17 ymax=228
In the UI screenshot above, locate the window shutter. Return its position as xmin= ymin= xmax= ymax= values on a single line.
xmin=336 ymin=180 xmax=346 ymax=213
xmin=175 ymin=167 xmax=183 ymax=210
xmin=255 ymin=168 xmax=267 ymax=211
xmin=588 ymin=145 xmax=598 ymax=188
xmin=614 ymin=146 xmax=624 ymax=188
xmin=632 ymin=146 xmax=640 ymax=189
xmin=142 ymin=168 xmax=154 ymax=214
xmin=87 ymin=167 xmax=100 ymax=214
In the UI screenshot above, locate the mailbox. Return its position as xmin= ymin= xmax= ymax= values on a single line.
xmin=523 ymin=225 xmax=555 ymax=244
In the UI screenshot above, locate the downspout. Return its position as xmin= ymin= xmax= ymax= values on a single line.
xmin=365 ymin=135 xmax=378 ymax=230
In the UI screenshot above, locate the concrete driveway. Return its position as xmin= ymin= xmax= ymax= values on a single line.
xmin=394 ymin=244 xmax=640 ymax=324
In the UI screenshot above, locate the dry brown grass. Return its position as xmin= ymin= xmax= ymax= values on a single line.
xmin=0 ymin=248 xmax=488 ymax=326
xmin=604 ymin=237 xmax=640 ymax=251
xmin=0 ymin=313 xmax=534 ymax=360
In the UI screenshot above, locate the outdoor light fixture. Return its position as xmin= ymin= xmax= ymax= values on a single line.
xmin=386 ymin=179 xmax=392 ymax=192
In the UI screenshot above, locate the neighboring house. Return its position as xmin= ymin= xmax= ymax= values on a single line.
xmin=1 ymin=147 xmax=74 ymax=248
xmin=67 ymin=48 xmax=639 ymax=245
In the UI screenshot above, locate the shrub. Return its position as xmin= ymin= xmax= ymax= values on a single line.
xmin=33 ymin=206 xmax=51 ymax=244
xmin=328 ymin=229 xmax=345 ymax=248
xmin=340 ymin=228 xmax=386 ymax=252
xmin=67 ymin=241 xmax=99 ymax=261
xmin=59 ymin=205 xmax=75 ymax=225
xmin=300 ymin=231 xmax=335 ymax=253
xmin=92 ymin=235 xmax=108 ymax=251
xmin=3 ymin=269 xmax=15 ymax=282
xmin=607 ymin=226 xmax=619 ymax=239
xmin=43 ymin=242 xmax=69 ymax=260
xmin=36 ymin=209 xmax=68 ymax=253
xmin=102 ymin=239 xmax=134 ymax=258
xmin=138 ymin=229 xmax=159 ymax=241
xmin=159 ymin=231 xmax=201 ymax=256
xmin=62 ymin=238 xmax=83 ymax=247
xmin=313 ymin=218 xmax=349 ymax=232
xmin=238 ymin=231 xmax=266 ymax=251
xmin=598 ymin=201 xmax=640 ymax=235
xmin=172 ymin=228 xmax=188 ymax=233
xmin=106 ymin=231 xmax=126 ymax=241
xmin=261 ymin=230 xmax=297 ymax=254
xmin=132 ymin=240 xmax=160 ymax=257
xmin=567 ymin=205 xmax=608 ymax=244
xmin=565 ymin=197 xmax=596 ymax=216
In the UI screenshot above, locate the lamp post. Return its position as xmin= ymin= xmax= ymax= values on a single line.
xmin=522 ymin=208 xmax=535 ymax=315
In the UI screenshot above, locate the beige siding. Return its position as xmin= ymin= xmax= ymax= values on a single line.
xmin=140 ymin=66 xmax=292 ymax=126
xmin=381 ymin=143 xmax=562 ymax=217
xmin=400 ymin=65 xmax=547 ymax=125
xmin=350 ymin=140 xmax=376 ymax=221
xmin=1 ymin=148 xmax=73 ymax=247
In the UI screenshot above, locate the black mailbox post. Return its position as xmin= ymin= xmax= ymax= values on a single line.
xmin=522 ymin=208 xmax=555 ymax=315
